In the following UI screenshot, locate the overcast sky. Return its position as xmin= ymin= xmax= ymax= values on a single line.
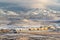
xmin=0 ymin=0 xmax=60 ymax=8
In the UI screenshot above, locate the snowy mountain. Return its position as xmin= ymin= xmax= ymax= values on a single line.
xmin=20 ymin=8 xmax=60 ymax=21
xmin=0 ymin=8 xmax=60 ymax=27
xmin=0 ymin=9 xmax=19 ymax=16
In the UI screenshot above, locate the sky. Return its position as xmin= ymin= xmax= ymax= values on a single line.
xmin=0 ymin=0 xmax=60 ymax=8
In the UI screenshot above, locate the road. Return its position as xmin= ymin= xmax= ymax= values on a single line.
xmin=0 ymin=32 xmax=60 ymax=40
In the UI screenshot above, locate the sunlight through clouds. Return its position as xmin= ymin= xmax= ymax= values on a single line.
xmin=0 ymin=0 xmax=60 ymax=8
